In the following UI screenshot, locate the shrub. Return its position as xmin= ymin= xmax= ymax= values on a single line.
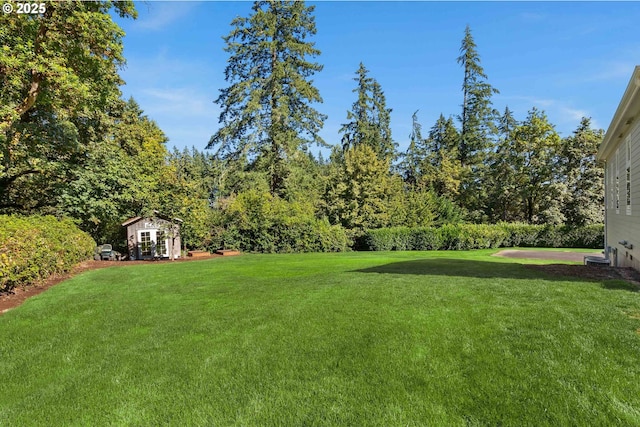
xmin=0 ymin=215 xmax=96 ymax=292
xmin=361 ymin=223 xmax=604 ymax=251
xmin=209 ymin=190 xmax=351 ymax=253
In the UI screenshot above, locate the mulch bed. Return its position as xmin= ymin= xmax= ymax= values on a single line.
xmin=0 ymin=254 xmax=226 ymax=315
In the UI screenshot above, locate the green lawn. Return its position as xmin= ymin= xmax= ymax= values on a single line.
xmin=1 ymin=250 xmax=639 ymax=426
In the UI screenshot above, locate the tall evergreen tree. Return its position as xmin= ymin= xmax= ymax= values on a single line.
xmin=456 ymin=26 xmax=499 ymax=221
xmin=560 ymin=117 xmax=604 ymax=226
xmin=457 ymin=25 xmax=499 ymax=167
xmin=401 ymin=110 xmax=425 ymax=186
xmin=340 ymin=63 xmax=395 ymax=160
xmin=426 ymin=114 xmax=459 ymax=167
xmin=486 ymin=106 xmax=519 ymax=222
xmin=371 ymin=80 xmax=396 ymax=160
xmin=422 ymin=115 xmax=462 ymax=199
xmin=208 ymin=0 xmax=326 ymax=197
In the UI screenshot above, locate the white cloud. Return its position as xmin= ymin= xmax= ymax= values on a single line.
xmin=496 ymin=95 xmax=597 ymax=134
xmin=580 ymin=61 xmax=636 ymax=83
xmin=133 ymin=2 xmax=198 ymax=31
xmin=519 ymin=12 xmax=546 ymax=22
xmin=141 ymin=87 xmax=217 ymax=119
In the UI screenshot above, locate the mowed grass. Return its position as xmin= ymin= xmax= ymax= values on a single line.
xmin=1 ymin=250 xmax=640 ymax=426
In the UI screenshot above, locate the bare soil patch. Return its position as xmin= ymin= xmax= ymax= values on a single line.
xmin=525 ymin=264 xmax=640 ymax=287
xmin=494 ymin=249 xmax=602 ymax=262
xmin=495 ymin=249 xmax=640 ymax=287
xmin=0 ymin=254 xmax=226 ymax=315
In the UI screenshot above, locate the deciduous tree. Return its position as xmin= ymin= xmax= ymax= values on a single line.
xmin=0 ymin=1 xmax=136 ymax=210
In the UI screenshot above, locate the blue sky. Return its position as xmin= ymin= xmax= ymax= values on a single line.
xmin=113 ymin=1 xmax=640 ymax=155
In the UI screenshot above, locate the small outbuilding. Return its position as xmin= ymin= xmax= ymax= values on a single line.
xmin=597 ymin=66 xmax=640 ymax=270
xmin=122 ymin=214 xmax=182 ymax=260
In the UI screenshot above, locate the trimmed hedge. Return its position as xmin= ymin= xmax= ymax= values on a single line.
xmin=210 ymin=190 xmax=351 ymax=254
xmin=0 ymin=215 xmax=96 ymax=292
xmin=361 ymin=223 xmax=604 ymax=251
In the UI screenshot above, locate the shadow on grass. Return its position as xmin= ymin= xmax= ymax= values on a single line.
xmin=354 ymin=258 xmax=639 ymax=291
xmin=600 ymin=280 xmax=640 ymax=292
xmin=355 ymin=259 xmax=533 ymax=280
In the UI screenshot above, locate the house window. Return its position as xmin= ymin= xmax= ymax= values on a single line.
xmin=616 ymin=148 xmax=620 ymax=213
xmin=627 ymin=138 xmax=632 ymax=215
xmin=609 ymin=162 xmax=615 ymax=209
xmin=140 ymin=231 xmax=152 ymax=256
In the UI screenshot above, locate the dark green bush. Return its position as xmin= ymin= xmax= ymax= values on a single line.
xmin=362 ymin=223 xmax=604 ymax=251
xmin=0 ymin=215 xmax=96 ymax=292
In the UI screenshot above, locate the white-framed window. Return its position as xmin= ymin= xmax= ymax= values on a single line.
xmin=140 ymin=231 xmax=152 ymax=256
xmin=616 ymin=147 xmax=620 ymax=214
xmin=627 ymin=137 xmax=632 ymax=215
xmin=138 ymin=229 xmax=169 ymax=257
xmin=609 ymin=160 xmax=615 ymax=209
xmin=157 ymin=231 xmax=168 ymax=257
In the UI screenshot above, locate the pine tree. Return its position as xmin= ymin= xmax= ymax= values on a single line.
xmin=401 ymin=110 xmax=425 ymax=186
xmin=560 ymin=118 xmax=604 ymax=226
xmin=419 ymin=114 xmax=462 ymax=199
xmin=371 ymin=80 xmax=396 ymax=160
xmin=487 ymin=106 xmax=519 ymax=222
xmin=340 ymin=63 xmax=395 ymax=161
xmin=456 ymin=26 xmax=500 ymax=220
xmin=208 ymin=0 xmax=326 ymax=197
xmin=457 ymin=25 xmax=499 ymax=167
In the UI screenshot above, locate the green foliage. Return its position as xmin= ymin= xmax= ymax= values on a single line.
xmin=361 ymin=223 xmax=604 ymax=251
xmin=340 ymin=62 xmax=396 ymax=160
xmin=58 ymin=99 xmax=169 ymax=248
xmin=208 ymin=0 xmax=326 ymax=196
xmin=457 ymin=25 xmax=499 ymax=167
xmin=160 ymin=147 xmax=220 ymax=250
xmin=0 ymin=1 xmax=136 ymax=210
xmin=559 ymin=118 xmax=604 ymax=226
xmin=211 ymin=190 xmax=349 ymax=253
xmin=324 ymin=144 xmax=394 ymax=231
xmin=0 ymin=215 xmax=95 ymax=292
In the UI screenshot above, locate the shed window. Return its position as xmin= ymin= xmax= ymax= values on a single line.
xmin=140 ymin=231 xmax=152 ymax=256
xmin=157 ymin=231 xmax=168 ymax=257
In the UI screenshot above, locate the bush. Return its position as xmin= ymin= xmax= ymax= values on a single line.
xmin=361 ymin=223 xmax=604 ymax=251
xmin=0 ymin=215 xmax=96 ymax=292
xmin=209 ymin=190 xmax=351 ymax=253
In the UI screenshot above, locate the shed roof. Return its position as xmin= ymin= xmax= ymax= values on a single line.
xmin=597 ymin=66 xmax=640 ymax=161
xmin=121 ymin=214 xmax=183 ymax=227
xmin=121 ymin=216 xmax=143 ymax=227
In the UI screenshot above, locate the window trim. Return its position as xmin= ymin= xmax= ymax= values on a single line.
xmin=627 ymin=137 xmax=632 ymax=215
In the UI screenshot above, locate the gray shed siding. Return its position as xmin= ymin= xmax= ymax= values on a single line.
xmin=125 ymin=217 xmax=181 ymax=260
xmin=604 ymin=120 xmax=640 ymax=270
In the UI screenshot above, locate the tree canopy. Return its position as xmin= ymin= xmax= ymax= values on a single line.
xmin=207 ymin=0 xmax=326 ymax=196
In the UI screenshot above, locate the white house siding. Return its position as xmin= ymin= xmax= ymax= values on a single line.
xmin=604 ymin=120 xmax=640 ymax=270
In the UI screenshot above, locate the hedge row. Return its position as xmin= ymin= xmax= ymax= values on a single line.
xmin=0 ymin=215 xmax=96 ymax=292
xmin=360 ymin=223 xmax=604 ymax=251
xmin=209 ymin=190 xmax=351 ymax=254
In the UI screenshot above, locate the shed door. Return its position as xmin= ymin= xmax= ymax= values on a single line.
xmin=138 ymin=230 xmax=169 ymax=257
